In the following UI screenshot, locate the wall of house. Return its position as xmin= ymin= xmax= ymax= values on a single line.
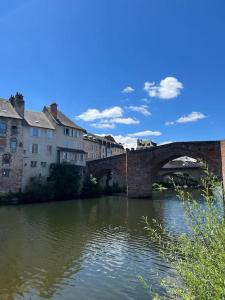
xmin=55 ymin=125 xmax=84 ymax=150
xmin=22 ymin=126 xmax=56 ymax=189
xmin=0 ymin=117 xmax=23 ymax=193
xmin=84 ymin=139 xmax=101 ymax=161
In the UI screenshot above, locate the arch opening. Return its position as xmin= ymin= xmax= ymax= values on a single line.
xmin=152 ymin=156 xmax=205 ymax=191
xmin=90 ymin=166 xmax=126 ymax=194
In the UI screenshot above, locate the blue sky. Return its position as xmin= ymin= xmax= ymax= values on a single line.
xmin=0 ymin=0 xmax=224 ymax=147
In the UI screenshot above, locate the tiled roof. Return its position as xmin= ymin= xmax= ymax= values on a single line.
xmin=45 ymin=106 xmax=85 ymax=131
xmin=0 ymin=98 xmax=22 ymax=119
xmin=24 ymin=111 xmax=55 ymax=129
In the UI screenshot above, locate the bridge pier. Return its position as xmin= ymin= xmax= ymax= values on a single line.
xmin=126 ymin=150 xmax=153 ymax=198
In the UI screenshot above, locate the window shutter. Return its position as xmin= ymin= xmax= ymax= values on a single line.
xmin=29 ymin=144 xmax=32 ymax=153
xmin=38 ymin=144 xmax=41 ymax=154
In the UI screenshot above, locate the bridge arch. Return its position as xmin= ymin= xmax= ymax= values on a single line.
xmin=86 ymin=141 xmax=225 ymax=198
xmin=126 ymin=141 xmax=225 ymax=198
xmin=87 ymin=154 xmax=127 ymax=190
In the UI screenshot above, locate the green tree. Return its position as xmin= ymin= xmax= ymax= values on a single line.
xmin=81 ymin=174 xmax=102 ymax=198
xmin=48 ymin=163 xmax=81 ymax=200
xmin=143 ymin=168 xmax=225 ymax=299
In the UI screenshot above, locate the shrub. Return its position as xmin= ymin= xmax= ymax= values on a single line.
xmin=48 ymin=163 xmax=81 ymax=200
xmin=143 ymin=167 xmax=225 ymax=299
xmin=81 ymin=174 xmax=103 ymax=198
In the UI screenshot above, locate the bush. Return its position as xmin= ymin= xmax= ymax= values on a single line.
xmin=48 ymin=163 xmax=81 ymax=200
xmin=81 ymin=174 xmax=103 ymax=198
xmin=23 ymin=176 xmax=54 ymax=203
xmin=143 ymin=168 xmax=225 ymax=299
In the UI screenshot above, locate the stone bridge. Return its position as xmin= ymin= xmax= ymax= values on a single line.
xmin=87 ymin=140 xmax=225 ymax=198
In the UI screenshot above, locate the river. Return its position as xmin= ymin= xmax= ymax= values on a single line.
xmin=0 ymin=191 xmax=193 ymax=300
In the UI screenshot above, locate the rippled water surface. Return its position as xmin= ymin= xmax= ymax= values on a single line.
xmin=0 ymin=192 xmax=189 ymax=300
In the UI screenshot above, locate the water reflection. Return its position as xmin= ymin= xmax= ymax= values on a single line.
xmin=0 ymin=193 xmax=188 ymax=300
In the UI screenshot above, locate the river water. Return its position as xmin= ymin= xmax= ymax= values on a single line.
xmin=0 ymin=191 xmax=191 ymax=300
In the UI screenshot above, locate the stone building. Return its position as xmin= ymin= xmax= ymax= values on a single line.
xmin=83 ymin=133 xmax=124 ymax=161
xmin=43 ymin=103 xmax=86 ymax=166
xmin=22 ymin=102 xmax=86 ymax=188
xmin=0 ymin=94 xmax=87 ymax=192
xmin=136 ymin=139 xmax=157 ymax=150
xmin=0 ymin=94 xmax=24 ymax=193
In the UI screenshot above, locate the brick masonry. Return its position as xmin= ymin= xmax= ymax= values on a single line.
xmin=87 ymin=141 xmax=225 ymax=198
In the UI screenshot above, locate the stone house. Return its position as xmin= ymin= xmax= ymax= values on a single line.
xmin=22 ymin=102 xmax=86 ymax=188
xmin=43 ymin=103 xmax=86 ymax=166
xmin=84 ymin=133 xmax=124 ymax=161
xmin=137 ymin=139 xmax=157 ymax=150
xmin=0 ymin=95 xmax=24 ymax=193
xmin=22 ymin=110 xmax=56 ymax=188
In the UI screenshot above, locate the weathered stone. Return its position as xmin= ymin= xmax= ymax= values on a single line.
xmin=88 ymin=141 xmax=225 ymax=198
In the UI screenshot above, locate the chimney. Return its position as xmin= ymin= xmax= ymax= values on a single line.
xmin=10 ymin=92 xmax=25 ymax=118
xmin=50 ymin=102 xmax=58 ymax=119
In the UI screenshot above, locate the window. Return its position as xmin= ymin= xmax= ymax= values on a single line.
xmin=2 ymin=169 xmax=10 ymax=177
xmin=30 ymin=144 xmax=39 ymax=154
xmin=41 ymin=162 xmax=47 ymax=168
xmin=31 ymin=161 xmax=37 ymax=168
xmin=47 ymin=145 xmax=52 ymax=155
xmin=10 ymin=138 xmax=17 ymax=153
xmin=11 ymin=125 xmax=18 ymax=135
xmin=0 ymin=121 xmax=7 ymax=135
xmin=32 ymin=127 xmax=40 ymax=137
xmin=47 ymin=130 xmax=53 ymax=139
xmin=64 ymin=127 xmax=70 ymax=136
xmin=80 ymin=154 xmax=84 ymax=161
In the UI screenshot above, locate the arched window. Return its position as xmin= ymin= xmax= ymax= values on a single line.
xmin=10 ymin=138 xmax=17 ymax=153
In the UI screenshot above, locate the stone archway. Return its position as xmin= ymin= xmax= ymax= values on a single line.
xmin=87 ymin=154 xmax=127 ymax=190
xmin=126 ymin=141 xmax=225 ymax=198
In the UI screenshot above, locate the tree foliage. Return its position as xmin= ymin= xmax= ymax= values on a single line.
xmin=48 ymin=163 xmax=81 ymax=200
xmin=143 ymin=167 xmax=225 ymax=299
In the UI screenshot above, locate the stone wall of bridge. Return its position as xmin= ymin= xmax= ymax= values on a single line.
xmin=87 ymin=140 xmax=225 ymax=198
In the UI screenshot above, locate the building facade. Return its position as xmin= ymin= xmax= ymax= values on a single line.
xmin=136 ymin=139 xmax=157 ymax=150
xmin=84 ymin=133 xmax=124 ymax=161
xmin=0 ymin=94 xmax=87 ymax=193
xmin=0 ymin=95 xmax=24 ymax=193
xmin=0 ymin=93 xmax=124 ymax=193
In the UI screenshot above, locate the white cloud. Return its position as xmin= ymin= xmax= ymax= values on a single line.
xmin=122 ymin=86 xmax=135 ymax=93
xmin=144 ymin=77 xmax=183 ymax=99
xmin=90 ymin=123 xmax=115 ymax=129
xmin=97 ymin=130 xmax=161 ymax=149
xmin=76 ymin=106 xmax=123 ymax=121
xmin=165 ymin=111 xmax=207 ymax=126
xmin=113 ymin=135 xmax=138 ymax=149
xmin=128 ymin=130 xmax=162 ymax=137
xmin=90 ymin=117 xmax=139 ymax=129
xmin=176 ymin=112 xmax=207 ymax=123
xmin=127 ymin=105 xmax=151 ymax=116
xmin=110 ymin=117 xmax=140 ymax=125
